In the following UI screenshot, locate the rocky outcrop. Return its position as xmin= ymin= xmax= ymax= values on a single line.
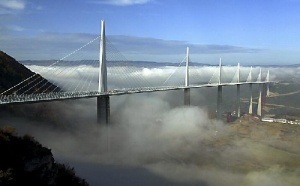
xmin=0 ymin=127 xmax=89 ymax=186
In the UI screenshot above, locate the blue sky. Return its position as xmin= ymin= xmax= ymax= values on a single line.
xmin=1 ymin=0 xmax=300 ymax=65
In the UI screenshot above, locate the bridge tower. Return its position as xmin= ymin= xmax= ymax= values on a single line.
xmin=257 ymin=68 xmax=262 ymax=117
xmin=266 ymin=70 xmax=270 ymax=97
xmin=184 ymin=47 xmax=190 ymax=105
xmin=248 ymin=66 xmax=253 ymax=115
xmin=217 ymin=58 xmax=223 ymax=119
xmin=236 ymin=63 xmax=241 ymax=118
xmin=97 ymin=20 xmax=110 ymax=124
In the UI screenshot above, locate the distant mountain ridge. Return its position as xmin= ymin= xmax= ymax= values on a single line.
xmin=20 ymin=60 xmax=300 ymax=68
xmin=20 ymin=60 xmax=212 ymax=67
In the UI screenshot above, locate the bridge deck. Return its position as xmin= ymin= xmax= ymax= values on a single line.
xmin=0 ymin=82 xmax=267 ymax=105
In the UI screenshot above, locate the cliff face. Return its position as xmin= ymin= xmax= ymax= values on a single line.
xmin=0 ymin=51 xmax=34 ymax=93
xmin=0 ymin=127 xmax=89 ymax=186
xmin=0 ymin=51 xmax=60 ymax=94
xmin=0 ymin=51 xmax=66 ymax=126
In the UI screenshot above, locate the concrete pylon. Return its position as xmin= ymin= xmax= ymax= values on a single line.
xmin=217 ymin=86 xmax=223 ymax=119
xmin=266 ymin=70 xmax=270 ymax=97
xmin=184 ymin=89 xmax=190 ymax=105
xmin=217 ymin=58 xmax=222 ymax=119
xmin=218 ymin=58 xmax=222 ymax=85
xmin=248 ymin=66 xmax=253 ymax=115
xmin=97 ymin=20 xmax=110 ymax=125
xmin=257 ymin=67 xmax=262 ymax=82
xmin=236 ymin=63 xmax=241 ymax=118
xmin=99 ymin=20 xmax=107 ymax=93
xmin=97 ymin=96 xmax=110 ymax=124
xmin=184 ymin=47 xmax=190 ymax=105
xmin=249 ymin=93 xmax=253 ymax=115
xmin=256 ymin=68 xmax=262 ymax=117
xmin=185 ymin=47 xmax=189 ymax=87
xmin=257 ymin=85 xmax=262 ymax=117
xmin=237 ymin=84 xmax=241 ymax=117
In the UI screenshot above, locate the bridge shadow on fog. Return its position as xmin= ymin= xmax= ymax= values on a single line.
xmin=67 ymin=160 xmax=207 ymax=186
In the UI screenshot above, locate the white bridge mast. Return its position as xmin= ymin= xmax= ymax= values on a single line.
xmin=99 ymin=20 xmax=107 ymax=93
xmin=97 ymin=20 xmax=110 ymax=124
xmin=184 ymin=47 xmax=190 ymax=105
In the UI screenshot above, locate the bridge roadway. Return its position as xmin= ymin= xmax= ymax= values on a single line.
xmin=0 ymin=82 xmax=266 ymax=105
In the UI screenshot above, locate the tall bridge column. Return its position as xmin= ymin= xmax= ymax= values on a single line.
xmin=237 ymin=84 xmax=241 ymax=117
xmin=184 ymin=88 xmax=190 ymax=105
xmin=217 ymin=59 xmax=223 ymax=119
xmin=184 ymin=47 xmax=190 ymax=106
xmin=236 ymin=63 xmax=241 ymax=118
xmin=249 ymin=84 xmax=253 ymax=115
xmin=266 ymin=70 xmax=270 ymax=97
xmin=248 ymin=66 xmax=253 ymax=115
xmin=256 ymin=68 xmax=262 ymax=117
xmin=97 ymin=96 xmax=110 ymax=124
xmin=217 ymin=86 xmax=223 ymax=119
xmin=257 ymin=84 xmax=262 ymax=117
xmin=97 ymin=20 xmax=110 ymax=124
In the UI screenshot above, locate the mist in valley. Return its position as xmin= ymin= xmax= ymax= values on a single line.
xmin=1 ymin=65 xmax=300 ymax=186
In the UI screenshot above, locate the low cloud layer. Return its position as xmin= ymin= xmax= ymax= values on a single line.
xmin=1 ymin=92 xmax=300 ymax=186
xmin=25 ymin=64 xmax=300 ymax=94
xmin=1 ymin=65 xmax=300 ymax=185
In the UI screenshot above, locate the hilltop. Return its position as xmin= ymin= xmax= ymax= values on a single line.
xmin=0 ymin=51 xmax=60 ymax=94
xmin=0 ymin=51 xmax=68 ymax=126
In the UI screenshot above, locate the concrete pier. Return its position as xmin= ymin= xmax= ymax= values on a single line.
xmin=184 ymin=88 xmax=191 ymax=105
xmin=97 ymin=20 xmax=110 ymax=124
xmin=184 ymin=47 xmax=190 ymax=106
xmin=249 ymin=84 xmax=253 ymax=115
xmin=217 ymin=86 xmax=223 ymax=119
xmin=257 ymin=85 xmax=262 ymax=116
xmin=237 ymin=84 xmax=241 ymax=117
xmin=97 ymin=96 xmax=110 ymax=124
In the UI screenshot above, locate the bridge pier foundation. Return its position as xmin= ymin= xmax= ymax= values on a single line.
xmin=257 ymin=84 xmax=262 ymax=117
xmin=237 ymin=84 xmax=241 ymax=117
xmin=249 ymin=84 xmax=253 ymax=115
xmin=184 ymin=88 xmax=190 ymax=105
xmin=97 ymin=96 xmax=110 ymax=125
xmin=217 ymin=86 xmax=223 ymax=119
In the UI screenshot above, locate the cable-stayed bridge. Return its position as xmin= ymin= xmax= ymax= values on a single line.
xmin=0 ymin=21 xmax=272 ymax=124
